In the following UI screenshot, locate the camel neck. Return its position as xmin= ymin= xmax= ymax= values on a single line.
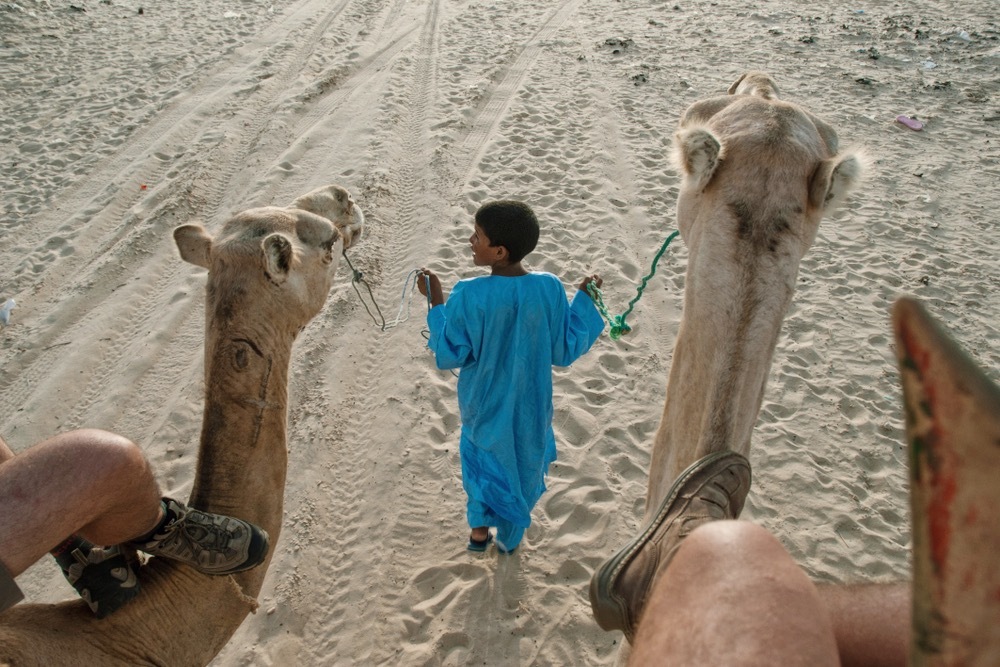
xmin=189 ymin=325 xmax=294 ymax=542
xmin=646 ymin=259 xmax=795 ymax=513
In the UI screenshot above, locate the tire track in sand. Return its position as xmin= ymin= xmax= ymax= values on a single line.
xmin=0 ymin=0 xmax=412 ymax=444
xmin=212 ymin=1 xmax=453 ymax=663
xmin=0 ymin=0 xmax=357 ymax=427
xmin=350 ymin=1 xmax=593 ymax=662
xmin=303 ymin=0 xmax=449 ymax=659
xmin=458 ymin=0 xmax=583 ymax=184
xmin=1 ymin=0 xmax=351 ymax=282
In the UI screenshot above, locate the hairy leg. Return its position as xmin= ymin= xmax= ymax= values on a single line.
xmin=0 ymin=429 xmax=162 ymax=576
xmin=818 ymin=582 xmax=910 ymax=667
xmin=630 ymin=521 xmax=839 ymax=666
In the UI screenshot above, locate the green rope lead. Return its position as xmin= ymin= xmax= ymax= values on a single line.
xmin=587 ymin=230 xmax=680 ymax=341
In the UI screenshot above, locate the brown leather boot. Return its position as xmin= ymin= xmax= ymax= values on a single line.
xmin=589 ymin=450 xmax=751 ymax=641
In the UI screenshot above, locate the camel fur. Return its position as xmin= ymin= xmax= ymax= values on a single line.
xmin=644 ymin=72 xmax=863 ymax=513
xmin=0 ymin=185 xmax=363 ymax=667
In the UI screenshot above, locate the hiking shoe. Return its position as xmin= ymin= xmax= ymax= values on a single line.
xmin=131 ymin=498 xmax=269 ymax=575
xmin=55 ymin=539 xmax=140 ymax=619
xmin=589 ymin=450 xmax=751 ymax=641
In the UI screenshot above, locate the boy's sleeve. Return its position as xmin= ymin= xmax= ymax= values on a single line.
xmin=426 ymin=284 xmax=474 ymax=370
xmin=552 ymin=289 xmax=605 ymax=367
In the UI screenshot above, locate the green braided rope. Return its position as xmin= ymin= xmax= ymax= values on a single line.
xmin=586 ymin=230 xmax=680 ymax=341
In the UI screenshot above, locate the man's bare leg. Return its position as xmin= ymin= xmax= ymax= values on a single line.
xmin=0 ymin=429 xmax=162 ymax=577
xmin=818 ymin=582 xmax=910 ymax=667
xmin=630 ymin=521 xmax=909 ymax=666
xmin=630 ymin=521 xmax=840 ymax=666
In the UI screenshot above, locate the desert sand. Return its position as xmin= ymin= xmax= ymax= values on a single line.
xmin=1 ymin=0 xmax=998 ymax=664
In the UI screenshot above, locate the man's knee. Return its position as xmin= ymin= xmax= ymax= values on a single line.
xmin=640 ymin=521 xmax=840 ymax=666
xmin=59 ymin=429 xmax=150 ymax=481
xmin=676 ymin=520 xmax=785 ymax=567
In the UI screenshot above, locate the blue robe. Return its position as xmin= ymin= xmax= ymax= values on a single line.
xmin=426 ymin=272 xmax=604 ymax=549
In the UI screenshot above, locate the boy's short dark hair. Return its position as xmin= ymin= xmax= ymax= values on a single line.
xmin=475 ymin=200 xmax=540 ymax=263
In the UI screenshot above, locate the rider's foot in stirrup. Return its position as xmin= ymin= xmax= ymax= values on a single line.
xmin=130 ymin=498 xmax=269 ymax=576
xmin=54 ymin=537 xmax=140 ymax=619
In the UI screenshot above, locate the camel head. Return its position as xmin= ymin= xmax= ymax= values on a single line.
xmin=291 ymin=183 xmax=365 ymax=249
xmin=672 ymin=73 xmax=863 ymax=284
xmin=173 ymin=185 xmax=364 ymax=336
xmin=646 ymin=73 xmax=865 ymax=497
xmin=727 ymin=70 xmax=780 ymax=100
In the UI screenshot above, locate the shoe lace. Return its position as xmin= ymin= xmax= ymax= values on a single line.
xmin=174 ymin=513 xmax=240 ymax=552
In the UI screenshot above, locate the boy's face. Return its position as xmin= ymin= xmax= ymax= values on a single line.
xmin=470 ymin=223 xmax=503 ymax=267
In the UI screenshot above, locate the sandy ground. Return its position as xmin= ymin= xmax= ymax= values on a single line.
xmin=1 ymin=0 xmax=998 ymax=664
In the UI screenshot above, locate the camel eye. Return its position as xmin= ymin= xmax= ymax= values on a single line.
xmin=321 ymin=240 xmax=335 ymax=264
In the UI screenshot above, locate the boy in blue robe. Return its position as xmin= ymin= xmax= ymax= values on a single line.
xmin=417 ymin=200 xmax=605 ymax=553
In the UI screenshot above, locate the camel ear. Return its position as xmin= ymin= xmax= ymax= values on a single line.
xmin=174 ymin=224 xmax=213 ymax=269
xmin=808 ymin=112 xmax=840 ymax=154
xmin=674 ymin=127 xmax=723 ymax=191
xmin=809 ymin=151 xmax=864 ymax=212
xmin=727 ymin=72 xmax=748 ymax=95
xmin=727 ymin=71 xmax=779 ymax=99
xmin=262 ymin=232 xmax=294 ymax=285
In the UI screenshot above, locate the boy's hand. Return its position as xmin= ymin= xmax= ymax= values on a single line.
xmin=417 ymin=268 xmax=445 ymax=306
xmin=579 ymin=273 xmax=603 ymax=295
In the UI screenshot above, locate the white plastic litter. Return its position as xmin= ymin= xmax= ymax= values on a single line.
xmin=0 ymin=298 xmax=14 ymax=327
